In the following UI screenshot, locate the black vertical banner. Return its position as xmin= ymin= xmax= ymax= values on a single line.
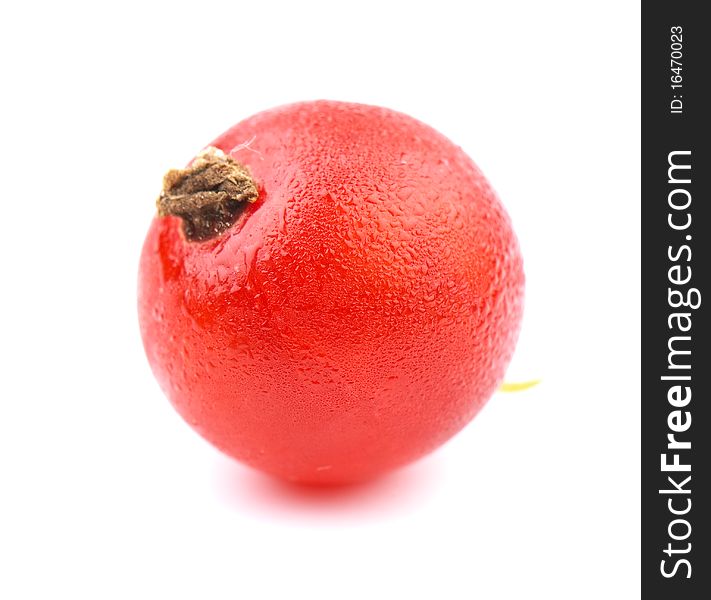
xmin=642 ymin=3 xmax=710 ymax=598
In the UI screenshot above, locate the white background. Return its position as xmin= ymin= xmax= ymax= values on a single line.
xmin=0 ymin=1 xmax=640 ymax=598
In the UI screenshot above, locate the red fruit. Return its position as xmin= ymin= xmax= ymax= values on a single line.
xmin=138 ymin=101 xmax=524 ymax=484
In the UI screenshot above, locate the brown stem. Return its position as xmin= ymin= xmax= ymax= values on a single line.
xmin=156 ymin=147 xmax=258 ymax=241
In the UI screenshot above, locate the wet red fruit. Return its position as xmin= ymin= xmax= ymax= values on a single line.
xmin=138 ymin=101 xmax=524 ymax=484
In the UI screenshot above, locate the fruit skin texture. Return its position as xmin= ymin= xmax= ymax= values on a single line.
xmin=138 ymin=101 xmax=524 ymax=484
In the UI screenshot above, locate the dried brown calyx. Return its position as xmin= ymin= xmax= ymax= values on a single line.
xmin=156 ymin=147 xmax=258 ymax=241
